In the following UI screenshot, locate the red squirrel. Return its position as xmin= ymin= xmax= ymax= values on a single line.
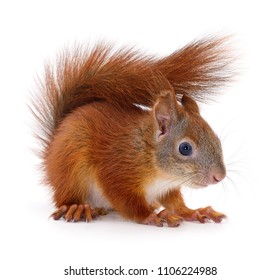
xmin=32 ymin=36 xmax=234 ymax=227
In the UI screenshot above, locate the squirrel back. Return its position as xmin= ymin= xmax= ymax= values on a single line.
xmin=31 ymin=36 xmax=235 ymax=226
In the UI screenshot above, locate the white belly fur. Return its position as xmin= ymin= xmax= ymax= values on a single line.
xmin=88 ymin=181 xmax=113 ymax=209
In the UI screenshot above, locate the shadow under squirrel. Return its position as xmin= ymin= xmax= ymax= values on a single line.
xmin=31 ymin=36 xmax=235 ymax=227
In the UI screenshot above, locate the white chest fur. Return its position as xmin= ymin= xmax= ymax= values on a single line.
xmin=145 ymin=178 xmax=181 ymax=204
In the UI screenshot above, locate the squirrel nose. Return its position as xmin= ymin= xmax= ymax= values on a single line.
xmin=210 ymin=168 xmax=226 ymax=184
xmin=213 ymin=174 xmax=224 ymax=183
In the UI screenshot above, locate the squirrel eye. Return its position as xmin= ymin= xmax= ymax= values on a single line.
xmin=179 ymin=142 xmax=193 ymax=156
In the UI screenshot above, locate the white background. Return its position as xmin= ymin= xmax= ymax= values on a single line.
xmin=1 ymin=0 xmax=279 ymax=279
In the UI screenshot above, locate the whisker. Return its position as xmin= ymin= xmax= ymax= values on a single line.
xmin=219 ymin=117 xmax=239 ymax=141
xmin=227 ymin=168 xmax=253 ymax=186
xmin=226 ymin=158 xmax=251 ymax=167
xmin=221 ymin=180 xmax=229 ymax=203
xmin=225 ymin=175 xmax=237 ymax=189
xmin=225 ymin=143 xmax=248 ymax=163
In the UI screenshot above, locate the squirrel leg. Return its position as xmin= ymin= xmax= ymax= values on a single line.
xmin=159 ymin=188 xmax=226 ymax=223
xmin=102 ymin=187 xmax=163 ymax=226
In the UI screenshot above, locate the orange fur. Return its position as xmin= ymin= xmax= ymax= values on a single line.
xmin=31 ymin=36 xmax=235 ymax=226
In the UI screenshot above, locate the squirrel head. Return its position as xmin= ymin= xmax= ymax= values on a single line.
xmin=153 ymin=90 xmax=226 ymax=188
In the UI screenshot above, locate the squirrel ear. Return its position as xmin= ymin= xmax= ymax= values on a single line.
xmin=153 ymin=90 xmax=180 ymax=137
xmin=181 ymin=94 xmax=200 ymax=114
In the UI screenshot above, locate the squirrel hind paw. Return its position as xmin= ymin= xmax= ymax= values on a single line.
xmin=50 ymin=204 xmax=99 ymax=222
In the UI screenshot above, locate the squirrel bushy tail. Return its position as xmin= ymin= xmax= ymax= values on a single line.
xmin=31 ymin=36 xmax=234 ymax=149
xmin=154 ymin=36 xmax=234 ymax=102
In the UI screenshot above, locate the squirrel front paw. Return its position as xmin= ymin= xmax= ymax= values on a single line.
xmin=179 ymin=206 xmax=226 ymax=223
xmin=50 ymin=204 xmax=107 ymax=222
xmin=142 ymin=212 xmax=164 ymax=227
xmin=142 ymin=210 xmax=183 ymax=227
xmin=157 ymin=209 xmax=183 ymax=227
xmin=197 ymin=206 xmax=226 ymax=223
